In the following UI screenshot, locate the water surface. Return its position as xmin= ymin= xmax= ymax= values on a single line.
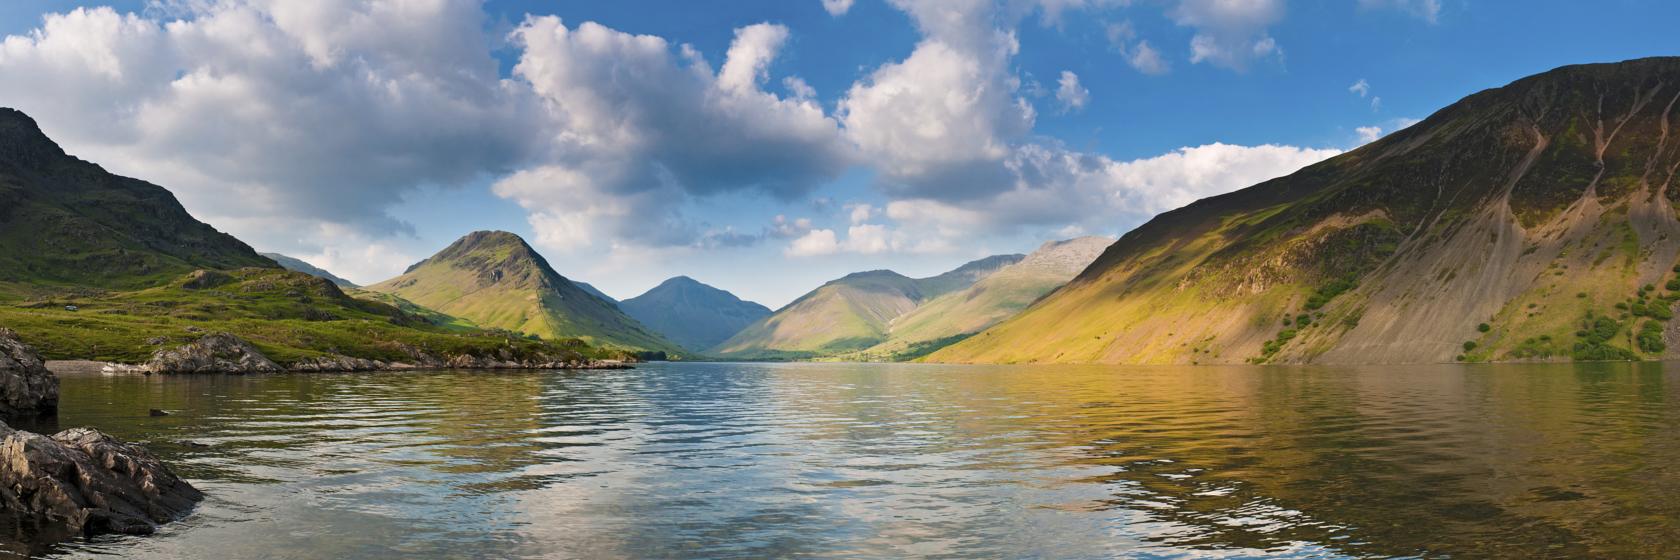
xmin=19 ymin=361 xmax=1680 ymax=558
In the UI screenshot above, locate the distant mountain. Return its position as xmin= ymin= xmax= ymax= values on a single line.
xmin=573 ymin=281 xmax=617 ymax=306
xmin=0 ymin=108 xmax=275 ymax=288
xmin=933 ymin=57 xmax=1680 ymax=365
xmin=365 ymin=231 xmax=681 ymax=356
xmin=619 ymin=276 xmax=771 ymax=352
xmin=854 ymin=237 xmax=1111 ymax=360
xmin=710 ymin=255 xmax=1022 ymax=359
xmin=260 ymin=253 xmax=357 ymax=288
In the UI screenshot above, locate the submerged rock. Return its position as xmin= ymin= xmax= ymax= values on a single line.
xmin=0 ymin=328 xmax=58 ymax=419
xmin=143 ymin=333 xmax=281 ymax=374
xmin=0 ymin=422 xmax=203 ymax=543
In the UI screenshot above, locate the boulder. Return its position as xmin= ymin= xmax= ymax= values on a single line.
xmin=0 ymin=422 xmax=202 ymax=543
xmin=144 ymin=333 xmax=281 ymax=374
xmin=0 ymin=329 xmax=57 ymax=419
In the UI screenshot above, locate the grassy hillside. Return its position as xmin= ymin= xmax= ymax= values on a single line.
xmin=932 ymin=57 xmax=1680 ymax=365
xmin=618 ymin=276 xmax=770 ymax=352
xmin=846 ymin=237 xmax=1110 ymax=361
xmin=366 ymin=231 xmax=682 ymax=356
xmin=0 ymin=108 xmax=276 ymax=289
xmin=710 ymin=255 xmax=1022 ymax=360
xmin=0 ymin=267 xmax=619 ymax=364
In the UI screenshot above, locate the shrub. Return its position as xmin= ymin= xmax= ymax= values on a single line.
xmin=1477 ymin=323 xmax=1491 ymax=333
xmin=1463 ymin=341 xmax=1478 ymax=352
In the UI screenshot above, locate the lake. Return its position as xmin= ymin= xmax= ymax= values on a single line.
xmin=16 ymin=361 xmax=1680 ymax=558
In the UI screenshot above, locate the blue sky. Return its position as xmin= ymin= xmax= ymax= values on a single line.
xmin=1 ymin=1 xmax=1675 ymax=307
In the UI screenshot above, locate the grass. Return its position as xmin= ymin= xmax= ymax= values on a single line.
xmin=0 ymin=267 xmax=625 ymax=364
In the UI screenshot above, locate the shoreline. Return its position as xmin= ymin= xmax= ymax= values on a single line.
xmin=44 ymin=359 xmax=633 ymax=375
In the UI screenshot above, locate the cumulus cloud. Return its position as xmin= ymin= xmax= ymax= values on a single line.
xmin=822 ymin=0 xmax=856 ymax=16
xmin=498 ymin=17 xmax=853 ymax=252
xmin=1356 ymin=126 xmax=1383 ymax=144
xmin=0 ymin=1 xmax=538 ymax=247
xmin=837 ymin=0 xmax=1034 ymax=200
xmin=787 ymin=142 xmax=1341 ymax=256
xmin=1055 ymin=70 xmax=1089 ymax=113
xmin=1171 ymin=0 xmax=1285 ymax=70
xmin=1358 ymin=0 xmax=1441 ymax=23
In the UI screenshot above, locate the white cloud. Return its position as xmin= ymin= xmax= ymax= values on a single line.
xmin=1349 ymin=79 xmax=1370 ymax=97
xmin=1128 ymin=41 xmax=1169 ymax=75
xmin=1055 ymin=70 xmax=1089 ymax=113
xmin=1172 ymin=0 xmax=1285 ymax=70
xmin=1358 ymin=0 xmax=1441 ymax=23
xmin=822 ymin=0 xmax=856 ymax=16
xmin=500 ymin=17 xmax=853 ymax=253
xmin=837 ymin=0 xmax=1033 ymax=200
xmin=0 ymin=2 xmax=538 ymax=254
xmin=1104 ymin=20 xmax=1169 ymax=75
xmin=1356 ymin=126 xmax=1383 ymax=143
xmin=848 ymin=203 xmax=876 ymax=224
xmin=786 ymin=229 xmax=840 ymax=256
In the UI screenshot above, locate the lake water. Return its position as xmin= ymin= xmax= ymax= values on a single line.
xmin=16 ymin=361 xmax=1680 ymax=558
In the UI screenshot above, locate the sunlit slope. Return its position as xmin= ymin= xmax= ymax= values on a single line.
xmin=367 ymin=231 xmax=681 ymax=355
xmin=933 ymin=57 xmax=1680 ymax=365
xmin=710 ymin=256 xmax=1021 ymax=359
xmin=851 ymin=237 xmax=1110 ymax=360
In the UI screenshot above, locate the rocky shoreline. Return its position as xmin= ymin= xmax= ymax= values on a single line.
xmin=51 ymin=332 xmax=633 ymax=375
xmin=1 ymin=329 xmax=203 ymax=551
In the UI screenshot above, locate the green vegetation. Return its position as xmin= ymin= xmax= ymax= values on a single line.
xmin=714 ymin=255 xmax=1028 ymax=360
xmin=1571 ymin=313 xmax=1637 ymax=361
xmin=366 ymin=231 xmax=682 ymax=357
xmin=0 ymin=268 xmax=623 ymax=364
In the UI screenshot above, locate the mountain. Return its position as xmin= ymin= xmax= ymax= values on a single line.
xmin=710 ymin=255 xmax=1022 ymax=359
xmin=618 ymin=276 xmax=772 ymax=352
xmin=261 ymin=253 xmax=357 ymax=288
xmin=851 ymin=237 xmax=1111 ymax=360
xmin=366 ymin=231 xmax=681 ymax=356
xmin=933 ymin=57 xmax=1680 ymax=365
xmin=0 ymin=108 xmax=275 ymax=289
xmin=574 ymin=281 xmax=617 ymax=306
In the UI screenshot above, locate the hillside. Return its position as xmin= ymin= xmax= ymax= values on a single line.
xmin=366 ymin=231 xmax=681 ymax=356
xmin=710 ymin=255 xmax=1021 ymax=359
xmin=849 ymin=237 xmax=1110 ymax=361
xmin=0 ymin=108 xmax=275 ymax=290
xmin=0 ymin=267 xmax=619 ymax=365
xmin=619 ymin=277 xmax=771 ymax=353
xmin=933 ymin=57 xmax=1680 ymax=365
xmin=574 ymin=281 xmax=617 ymax=307
xmin=261 ymin=253 xmax=357 ymax=288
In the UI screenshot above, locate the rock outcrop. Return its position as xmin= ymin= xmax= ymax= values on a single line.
xmin=0 ymin=422 xmax=203 ymax=543
xmin=0 ymin=329 xmax=57 ymax=419
xmin=142 ymin=333 xmax=281 ymax=374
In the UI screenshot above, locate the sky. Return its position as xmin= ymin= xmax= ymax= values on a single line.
xmin=0 ymin=1 xmax=1675 ymax=308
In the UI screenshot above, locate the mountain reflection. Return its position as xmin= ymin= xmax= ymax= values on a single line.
xmin=36 ymin=362 xmax=1680 ymax=559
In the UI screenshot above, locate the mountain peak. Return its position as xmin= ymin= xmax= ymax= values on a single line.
xmin=621 ymin=277 xmax=770 ymax=352
xmin=0 ymin=107 xmax=72 ymax=169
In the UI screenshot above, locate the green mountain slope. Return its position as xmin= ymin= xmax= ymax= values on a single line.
xmin=366 ymin=231 xmax=681 ymax=356
xmin=933 ymin=57 xmax=1680 ymax=365
xmin=710 ymin=255 xmax=1021 ymax=359
xmin=619 ymin=276 xmax=771 ymax=353
xmin=0 ymin=108 xmax=275 ymax=289
xmin=847 ymin=237 xmax=1110 ymax=360
xmin=260 ymin=253 xmax=358 ymax=288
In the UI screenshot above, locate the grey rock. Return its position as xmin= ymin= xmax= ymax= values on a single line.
xmin=0 ymin=422 xmax=203 ymax=544
xmin=143 ymin=333 xmax=281 ymax=374
xmin=0 ymin=329 xmax=58 ymax=420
